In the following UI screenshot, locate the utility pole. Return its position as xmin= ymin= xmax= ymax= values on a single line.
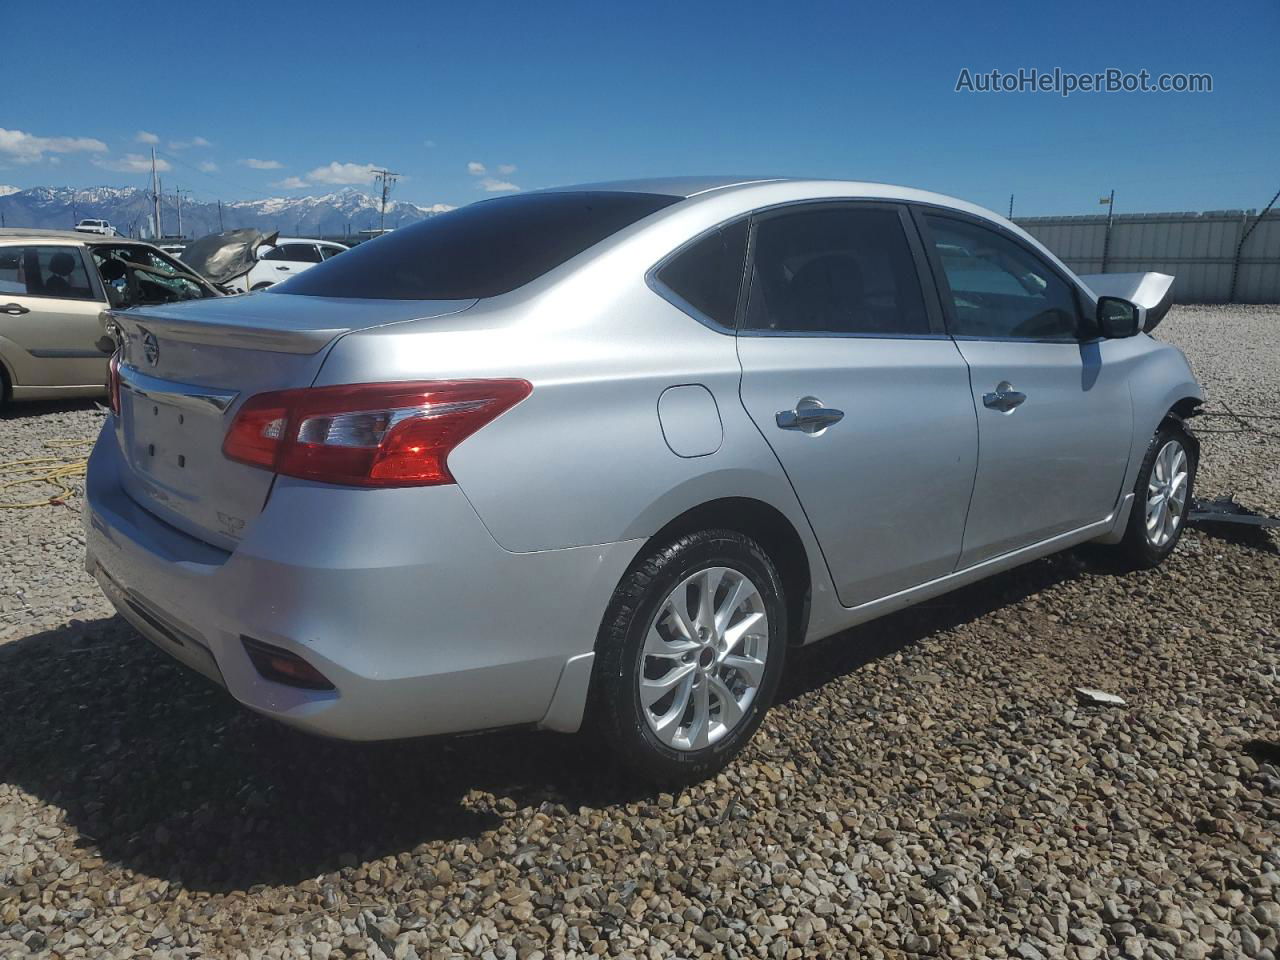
xmin=175 ymin=188 xmax=191 ymax=239
xmin=71 ymin=189 xmax=78 ymax=227
xmin=1008 ymin=194 xmax=1014 ymax=219
xmin=217 ymin=199 xmax=225 ymax=232
xmin=373 ymin=168 xmax=399 ymax=235
xmin=151 ymin=148 xmax=163 ymax=239
xmin=1099 ymin=189 xmax=1115 ymax=273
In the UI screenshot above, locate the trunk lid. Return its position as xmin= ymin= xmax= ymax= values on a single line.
xmin=110 ymin=293 xmax=476 ymax=550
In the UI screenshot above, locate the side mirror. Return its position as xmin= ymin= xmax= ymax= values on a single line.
xmin=1096 ymin=296 xmax=1142 ymax=338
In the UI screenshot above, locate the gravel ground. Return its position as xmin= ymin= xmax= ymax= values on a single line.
xmin=1 ymin=305 xmax=1277 ymax=960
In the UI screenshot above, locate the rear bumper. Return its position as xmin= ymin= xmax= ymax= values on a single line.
xmin=83 ymin=422 xmax=642 ymax=740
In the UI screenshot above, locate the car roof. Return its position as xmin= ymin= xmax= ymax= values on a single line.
xmin=0 ymin=228 xmax=94 ymax=242
xmin=538 ymin=176 xmax=787 ymax=198
xmin=0 ymin=229 xmax=154 ymax=246
xmin=534 ymin=176 xmax=1005 ymax=218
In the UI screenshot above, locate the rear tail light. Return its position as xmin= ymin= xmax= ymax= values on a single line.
xmin=222 ymin=380 xmax=532 ymax=487
xmin=107 ymin=351 xmax=122 ymax=415
xmin=241 ymin=636 xmax=334 ymax=690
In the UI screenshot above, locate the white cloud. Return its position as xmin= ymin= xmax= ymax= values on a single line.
xmin=170 ymin=136 xmax=212 ymax=150
xmin=93 ymin=153 xmax=171 ymax=173
xmin=479 ymin=177 xmax=520 ymax=193
xmin=197 ymin=160 xmax=219 ymax=173
xmin=497 ymin=163 xmax=517 ymax=175
xmin=306 ymin=161 xmax=380 ymax=185
xmin=0 ymin=128 xmax=108 ymax=164
xmin=275 ymin=176 xmax=309 ymax=189
xmin=241 ymin=158 xmax=283 ymax=170
xmin=420 ymin=202 xmax=455 ymax=214
xmin=467 ymin=161 xmax=486 ymax=175
xmin=135 ymin=130 xmax=160 ymax=145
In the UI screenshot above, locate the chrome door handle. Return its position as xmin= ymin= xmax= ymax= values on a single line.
xmin=776 ymin=397 xmax=845 ymax=433
xmin=983 ymin=381 xmax=1027 ymax=412
xmin=2 ymin=303 xmax=30 ymax=316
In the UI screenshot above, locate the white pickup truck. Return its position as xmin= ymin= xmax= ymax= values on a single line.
xmin=74 ymin=219 xmax=117 ymax=236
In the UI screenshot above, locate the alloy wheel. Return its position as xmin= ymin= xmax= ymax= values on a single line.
xmin=1145 ymin=439 xmax=1189 ymax=547
xmin=638 ymin=566 xmax=770 ymax=751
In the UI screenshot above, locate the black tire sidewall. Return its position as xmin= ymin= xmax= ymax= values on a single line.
xmin=594 ymin=530 xmax=787 ymax=782
xmin=1124 ymin=424 xmax=1198 ymax=567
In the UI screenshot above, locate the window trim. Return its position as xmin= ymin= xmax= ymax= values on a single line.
xmin=645 ymin=216 xmax=750 ymax=335
xmin=737 ymin=199 xmax=949 ymax=340
xmin=909 ymin=203 xmax=1096 ymax=345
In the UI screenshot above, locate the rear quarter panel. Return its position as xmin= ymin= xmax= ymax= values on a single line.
xmin=314 ymin=263 xmax=846 ymax=641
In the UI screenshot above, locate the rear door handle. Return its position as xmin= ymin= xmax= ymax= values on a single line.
xmin=776 ymin=397 xmax=845 ymax=433
xmin=983 ymin=381 xmax=1027 ymax=412
xmin=2 ymin=303 xmax=30 ymax=316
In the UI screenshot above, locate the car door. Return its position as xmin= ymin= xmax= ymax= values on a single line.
xmin=915 ymin=209 xmax=1134 ymax=567
xmin=0 ymin=244 xmax=106 ymax=388
xmin=735 ymin=203 xmax=979 ymax=608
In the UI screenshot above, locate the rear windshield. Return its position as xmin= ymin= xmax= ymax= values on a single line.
xmin=275 ymin=191 xmax=681 ymax=300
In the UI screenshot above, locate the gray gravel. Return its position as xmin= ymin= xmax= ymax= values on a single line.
xmin=1 ymin=305 xmax=1277 ymax=960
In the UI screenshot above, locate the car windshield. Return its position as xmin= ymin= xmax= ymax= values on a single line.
xmin=92 ymin=244 xmax=214 ymax=307
xmin=275 ymin=191 xmax=681 ymax=300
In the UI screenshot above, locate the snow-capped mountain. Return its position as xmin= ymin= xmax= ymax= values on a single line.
xmin=0 ymin=185 xmax=453 ymax=237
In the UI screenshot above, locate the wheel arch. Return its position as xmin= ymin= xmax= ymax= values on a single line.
xmin=1162 ymin=394 xmax=1204 ymax=457
xmin=0 ymin=348 xmax=14 ymax=402
xmin=626 ymin=496 xmax=813 ymax=647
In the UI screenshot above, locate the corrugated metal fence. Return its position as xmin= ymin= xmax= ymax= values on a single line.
xmin=1014 ymin=209 xmax=1280 ymax=303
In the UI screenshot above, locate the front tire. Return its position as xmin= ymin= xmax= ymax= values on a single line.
xmin=593 ymin=529 xmax=787 ymax=784
xmin=1118 ymin=423 xmax=1197 ymax=568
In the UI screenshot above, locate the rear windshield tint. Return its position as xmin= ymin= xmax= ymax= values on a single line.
xmin=276 ymin=191 xmax=681 ymax=300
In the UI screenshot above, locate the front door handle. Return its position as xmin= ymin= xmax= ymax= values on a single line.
xmin=983 ymin=381 xmax=1027 ymax=412
xmin=2 ymin=303 xmax=30 ymax=316
xmin=776 ymin=396 xmax=845 ymax=433
xmin=276 ymin=265 xmax=290 ymax=271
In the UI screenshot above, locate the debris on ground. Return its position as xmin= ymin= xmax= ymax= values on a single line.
xmin=1074 ymin=686 xmax=1127 ymax=706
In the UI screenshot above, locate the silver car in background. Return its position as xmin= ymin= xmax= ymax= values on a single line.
xmin=84 ymin=177 xmax=1202 ymax=781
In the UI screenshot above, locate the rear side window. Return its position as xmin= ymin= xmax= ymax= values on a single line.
xmin=0 ymin=245 xmax=95 ymax=300
xmin=654 ymin=219 xmax=748 ymax=328
xmin=742 ymin=206 xmax=930 ymax=336
xmin=277 ymin=191 xmax=681 ymax=300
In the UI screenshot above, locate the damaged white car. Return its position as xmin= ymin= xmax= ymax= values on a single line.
xmin=180 ymin=230 xmax=347 ymax=294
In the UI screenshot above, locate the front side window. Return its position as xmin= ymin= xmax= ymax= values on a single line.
xmin=925 ymin=215 xmax=1080 ymax=340
xmin=654 ymin=219 xmax=748 ymax=328
xmin=92 ymin=245 xmax=213 ymax=307
xmin=742 ymin=206 xmax=930 ymax=336
xmin=277 ymin=191 xmax=682 ymax=300
xmin=0 ymin=246 xmax=95 ymax=299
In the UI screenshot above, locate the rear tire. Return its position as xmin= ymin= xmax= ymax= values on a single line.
xmin=1117 ymin=423 xmax=1197 ymax=569
xmin=592 ymin=529 xmax=787 ymax=784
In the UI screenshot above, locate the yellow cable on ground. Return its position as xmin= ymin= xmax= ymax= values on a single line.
xmin=0 ymin=439 xmax=94 ymax=509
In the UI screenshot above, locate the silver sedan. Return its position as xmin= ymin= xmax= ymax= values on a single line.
xmin=84 ymin=177 xmax=1202 ymax=782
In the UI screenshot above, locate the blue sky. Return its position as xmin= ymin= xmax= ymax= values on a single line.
xmin=3 ymin=0 xmax=1275 ymax=216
